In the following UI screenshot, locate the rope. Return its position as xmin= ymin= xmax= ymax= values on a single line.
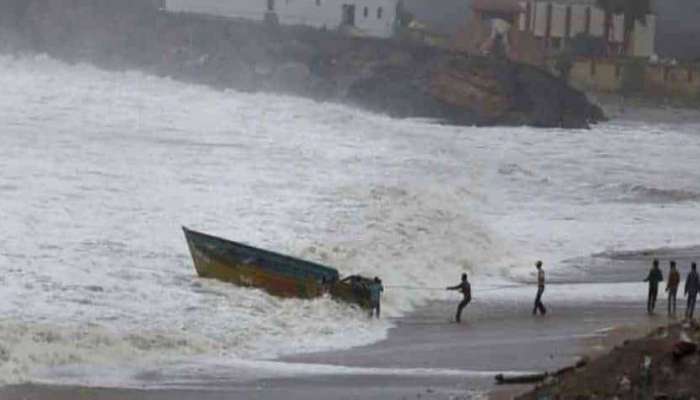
xmin=385 ymin=285 xmax=446 ymax=291
xmin=385 ymin=284 xmax=523 ymax=292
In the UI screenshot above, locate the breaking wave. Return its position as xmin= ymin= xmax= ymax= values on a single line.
xmin=2 ymin=53 xmax=700 ymax=387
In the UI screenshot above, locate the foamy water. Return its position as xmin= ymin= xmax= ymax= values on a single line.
xmin=1 ymin=54 xmax=700 ymax=386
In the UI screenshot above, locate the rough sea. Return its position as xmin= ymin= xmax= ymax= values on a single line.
xmin=1 ymin=54 xmax=699 ymax=387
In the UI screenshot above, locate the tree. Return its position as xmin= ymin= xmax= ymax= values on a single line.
xmin=595 ymin=0 xmax=652 ymax=55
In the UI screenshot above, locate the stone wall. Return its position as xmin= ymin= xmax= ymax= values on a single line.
xmin=570 ymin=58 xmax=700 ymax=98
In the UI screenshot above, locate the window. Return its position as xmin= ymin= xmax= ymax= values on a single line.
xmin=584 ymin=7 xmax=591 ymax=35
xmin=615 ymin=64 xmax=622 ymax=79
xmin=377 ymin=7 xmax=383 ymax=19
xmin=545 ymin=3 xmax=553 ymax=40
xmin=590 ymin=60 xmax=597 ymax=76
xmin=316 ymin=0 xmax=321 ymax=5
xmin=342 ymin=4 xmax=356 ymax=26
xmin=267 ymin=0 xmax=275 ymax=12
xmin=364 ymin=6 xmax=368 ymax=17
xmin=525 ymin=2 xmax=532 ymax=31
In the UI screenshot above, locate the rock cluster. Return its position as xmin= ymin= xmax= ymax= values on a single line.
xmin=517 ymin=323 xmax=700 ymax=400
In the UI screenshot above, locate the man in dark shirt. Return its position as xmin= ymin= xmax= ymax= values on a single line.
xmin=666 ymin=261 xmax=680 ymax=316
xmin=446 ymin=273 xmax=471 ymax=323
xmin=369 ymin=277 xmax=384 ymax=319
xmin=533 ymin=261 xmax=547 ymax=316
xmin=685 ymin=262 xmax=700 ymax=320
xmin=644 ymin=259 xmax=664 ymax=314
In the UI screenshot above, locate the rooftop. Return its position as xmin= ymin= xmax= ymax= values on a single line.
xmin=471 ymin=0 xmax=523 ymax=13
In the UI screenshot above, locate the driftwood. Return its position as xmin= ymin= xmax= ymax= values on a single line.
xmin=495 ymin=373 xmax=548 ymax=385
xmin=496 ymin=356 xmax=589 ymax=385
xmin=672 ymin=341 xmax=698 ymax=361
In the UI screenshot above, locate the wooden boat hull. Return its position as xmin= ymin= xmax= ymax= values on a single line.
xmin=184 ymin=227 xmax=337 ymax=299
xmin=183 ymin=227 xmax=379 ymax=309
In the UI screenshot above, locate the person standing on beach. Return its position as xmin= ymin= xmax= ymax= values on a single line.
xmin=369 ymin=277 xmax=384 ymax=319
xmin=666 ymin=261 xmax=680 ymax=316
xmin=644 ymin=259 xmax=664 ymax=314
xmin=685 ymin=263 xmax=699 ymax=320
xmin=446 ymin=273 xmax=471 ymax=323
xmin=533 ymin=261 xmax=547 ymax=316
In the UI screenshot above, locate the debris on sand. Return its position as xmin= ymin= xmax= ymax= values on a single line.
xmin=516 ymin=321 xmax=700 ymax=400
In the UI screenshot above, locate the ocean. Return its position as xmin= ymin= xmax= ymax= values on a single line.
xmin=1 ymin=54 xmax=699 ymax=387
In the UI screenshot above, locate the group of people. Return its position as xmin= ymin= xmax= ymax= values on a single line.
xmin=644 ymin=259 xmax=699 ymax=319
xmin=446 ymin=260 xmax=548 ymax=323
xmin=444 ymin=259 xmax=700 ymax=324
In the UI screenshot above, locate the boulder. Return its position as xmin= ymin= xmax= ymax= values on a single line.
xmin=430 ymin=55 xmax=604 ymax=128
xmin=429 ymin=56 xmax=515 ymax=123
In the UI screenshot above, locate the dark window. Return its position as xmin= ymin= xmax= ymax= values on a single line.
xmin=316 ymin=0 xmax=321 ymax=5
xmin=364 ymin=6 xmax=368 ymax=17
xmin=525 ymin=2 xmax=532 ymax=31
xmin=565 ymin=6 xmax=572 ymax=38
xmin=377 ymin=7 xmax=383 ymax=19
xmin=590 ymin=60 xmax=597 ymax=76
xmin=584 ymin=7 xmax=591 ymax=35
xmin=545 ymin=3 xmax=553 ymax=41
xmin=267 ymin=0 xmax=275 ymax=12
xmin=615 ymin=64 xmax=622 ymax=78
xmin=689 ymin=68 xmax=694 ymax=83
xmin=342 ymin=4 xmax=356 ymax=26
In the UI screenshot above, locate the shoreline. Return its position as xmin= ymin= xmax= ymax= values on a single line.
xmin=2 ymin=247 xmax=697 ymax=399
xmin=0 ymin=296 xmax=669 ymax=400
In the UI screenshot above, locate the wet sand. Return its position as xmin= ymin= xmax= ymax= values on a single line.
xmin=0 ymin=298 xmax=666 ymax=400
xmin=2 ymin=247 xmax=694 ymax=399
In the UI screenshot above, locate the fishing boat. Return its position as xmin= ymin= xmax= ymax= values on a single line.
xmin=183 ymin=227 xmax=378 ymax=309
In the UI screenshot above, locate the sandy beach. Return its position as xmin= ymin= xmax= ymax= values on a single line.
xmin=3 ymin=246 xmax=693 ymax=399
xmin=0 ymin=295 xmax=668 ymax=400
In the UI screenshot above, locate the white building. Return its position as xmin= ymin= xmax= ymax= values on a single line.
xmin=164 ymin=0 xmax=400 ymax=38
xmin=517 ymin=0 xmax=656 ymax=57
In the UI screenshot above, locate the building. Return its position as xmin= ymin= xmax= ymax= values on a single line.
xmin=163 ymin=0 xmax=400 ymax=38
xmin=454 ymin=0 xmax=656 ymax=62
xmin=518 ymin=0 xmax=656 ymax=57
xmin=453 ymin=0 xmax=545 ymax=66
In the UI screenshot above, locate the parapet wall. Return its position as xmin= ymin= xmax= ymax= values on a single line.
xmin=570 ymin=58 xmax=700 ymax=98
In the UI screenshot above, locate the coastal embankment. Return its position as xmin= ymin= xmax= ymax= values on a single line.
xmin=0 ymin=0 xmax=603 ymax=128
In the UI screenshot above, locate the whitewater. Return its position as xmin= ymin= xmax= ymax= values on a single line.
xmin=1 ymin=54 xmax=700 ymax=386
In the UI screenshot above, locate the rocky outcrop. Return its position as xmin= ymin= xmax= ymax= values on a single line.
xmin=0 ymin=0 xmax=604 ymax=128
xmin=429 ymin=56 xmax=606 ymax=127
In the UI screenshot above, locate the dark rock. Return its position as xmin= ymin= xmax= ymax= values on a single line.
xmin=672 ymin=341 xmax=698 ymax=361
